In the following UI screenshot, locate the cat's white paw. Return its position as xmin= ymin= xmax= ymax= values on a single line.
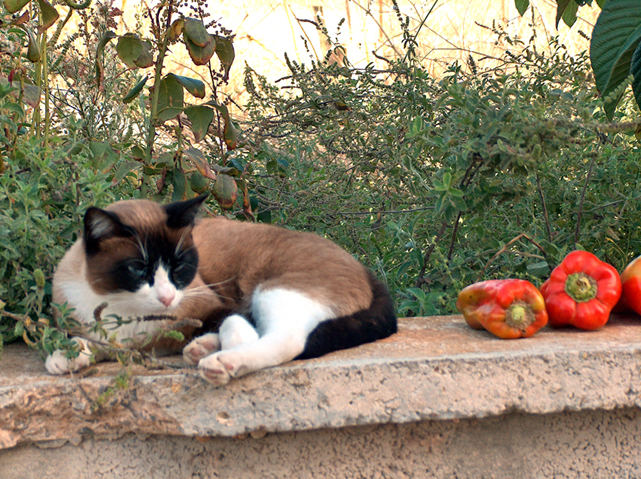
xmin=45 ymin=349 xmax=91 ymax=375
xmin=198 ymin=350 xmax=251 ymax=386
xmin=183 ymin=333 xmax=221 ymax=365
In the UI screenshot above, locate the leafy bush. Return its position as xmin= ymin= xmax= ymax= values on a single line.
xmin=240 ymin=27 xmax=641 ymax=316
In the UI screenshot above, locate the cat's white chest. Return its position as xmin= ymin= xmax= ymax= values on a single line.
xmin=57 ymin=277 xmax=172 ymax=343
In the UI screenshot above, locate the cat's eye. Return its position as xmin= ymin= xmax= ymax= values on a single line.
xmin=126 ymin=262 xmax=146 ymax=277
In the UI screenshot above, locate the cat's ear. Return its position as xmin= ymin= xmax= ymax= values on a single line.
xmin=164 ymin=194 xmax=207 ymax=229
xmin=83 ymin=207 xmax=130 ymax=254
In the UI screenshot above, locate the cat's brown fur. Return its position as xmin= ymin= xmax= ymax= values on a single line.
xmin=48 ymin=196 xmax=396 ymax=382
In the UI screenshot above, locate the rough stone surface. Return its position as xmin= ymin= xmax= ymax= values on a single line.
xmin=3 ymin=408 xmax=641 ymax=478
xmin=2 ymin=314 xmax=641 ymax=452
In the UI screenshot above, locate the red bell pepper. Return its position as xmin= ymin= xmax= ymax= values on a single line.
xmin=540 ymin=250 xmax=621 ymax=330
xmin=456 ymin=279 xmax=548 ymax=339
xmin=620 ymin=255 xmax=641 ymax=316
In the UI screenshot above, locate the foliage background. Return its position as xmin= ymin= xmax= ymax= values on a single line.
xmin=1 ymin=0 xmax=640 ymax=349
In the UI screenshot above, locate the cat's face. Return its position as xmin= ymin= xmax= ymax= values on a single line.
xmin=82 ymin=195 xmax=207 ymax=313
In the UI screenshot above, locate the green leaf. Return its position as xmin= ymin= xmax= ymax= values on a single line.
xmin=22 ymin=27 xmax=40 ymax=62
xmin=156 ymin=74 xmax=184 ymax=122
xmin=184 ymin=105 xmax=214 ymax=142
xmin=3 ymin=0 xmax=30 ymax=14
xmin=596 ymin=0 xmax=607 ymax=6
xmin=561 ymin=0 xmax=578 ymax=27
xmin=122 ymin=75 xmax=148 ymax=103
xmin=214 ymin=35 xmax=235 ymax=81
xmin=36 ymin=0 xmax=59 ymax=31
xmin=184 ymin=35 xmax=216 ymax=66
xmin=631 ymin=41 xmax=641 ymax=108
xmin=589 ymin=0 xmax=641 ymax=118
xmin=11 ymin=80 xmax=41 ymax=107
xmin=133 ymin=40 xmax=154 ymax=68
xmin=167 ymin=17 xmax=184 ymax=42
xmin=183 ymin=17 xmax=210 ymax=47
xmin=168 ymin=73 xmax=205 ymax=98
xmin=514 ymin=0 xmax=529 ymax=16
xmin=89 ymin=141 xmax=118 ymax=170
xmin=189 ymin=171 xmax=209 ymax=194
xmin=206 ymin=100 xmax=240 ymax=149
xmin=213 ymin=174 xmax=237 ymax=209
xmin=116 ymin=33 xmax=143 ymax=68
xmin=184 ymin=147 xmax=216 ymax=179
xmin=224 ymin=118 xmax=241 ymax=150
xmin=555 ymin=0 xmax=570 ymax=28
xmin=111 ymin=160 xmax=141 ymax=185
xmin=171 ymin=168 xmax=187 ymax=201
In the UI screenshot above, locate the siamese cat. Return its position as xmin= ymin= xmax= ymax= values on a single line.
xmin=47 ymin=194 xmax=397 ymax=385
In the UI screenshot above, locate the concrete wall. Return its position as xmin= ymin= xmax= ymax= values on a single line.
xmin=3 ymin=315 xmax=641 ymax=478
xmin=4 ymin=408 xmax=641 ymax=478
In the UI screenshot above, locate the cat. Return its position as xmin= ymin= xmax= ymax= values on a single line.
xmin=47 ymin=194 xmax=397 ymax=385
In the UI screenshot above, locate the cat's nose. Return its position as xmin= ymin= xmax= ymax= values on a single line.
xmin=158 ymin=292 xmax=175 ymax=307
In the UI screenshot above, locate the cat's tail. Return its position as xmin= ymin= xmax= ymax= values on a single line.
xmin=296 ymin=271 xmax=398 ymax=359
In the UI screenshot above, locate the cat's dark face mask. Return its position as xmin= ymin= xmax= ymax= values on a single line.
xmin=82 ymin=195 xmax=207 ymax=296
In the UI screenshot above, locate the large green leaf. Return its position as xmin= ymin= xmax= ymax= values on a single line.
xmin=3 ymin=0 xmax=30 ymax=14
xmin=184 ymin=105 xmax=214 ymax=142
xmin=630 ymin=41 xmax=641 ymax=110
xmin=168 ymin=73 xmax=205 ymax=98
xmin=156 ymin=74 xmax=184 ymax=122
xmin=514 ymin=0 xmax=529 ymax=16
xmin=590 ymin=0 xmax=641 ymax=118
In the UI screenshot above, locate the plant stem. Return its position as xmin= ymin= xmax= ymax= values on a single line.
xmin=145 ymin=6 xmax=173 ymax=162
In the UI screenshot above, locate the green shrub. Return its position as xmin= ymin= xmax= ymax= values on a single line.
xmin=240 ymin=30 xmax=641 ymax=316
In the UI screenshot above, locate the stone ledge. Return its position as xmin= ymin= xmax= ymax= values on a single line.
xmin=2 ymin=314 xmax=641 ymax=450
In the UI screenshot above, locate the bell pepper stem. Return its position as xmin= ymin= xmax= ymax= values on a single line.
xmin=505 ymin=302 xmax=535 ymax=331
xmin=565 ymin=273 xmax=598 ymax=303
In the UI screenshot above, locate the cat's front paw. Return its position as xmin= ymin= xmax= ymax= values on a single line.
xmin=198 ymin=351 xmax=249 ymax=386
xmin=45 ymin=349 xmax=91 ymax=375
xmin=183 ymin=333 xmax=221 ymax=365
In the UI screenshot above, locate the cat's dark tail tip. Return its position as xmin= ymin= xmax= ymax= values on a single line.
xmin=296 ymin=271 xmax=397 ymax=360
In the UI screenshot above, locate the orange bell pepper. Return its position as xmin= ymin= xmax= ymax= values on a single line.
xmin=456 ymin=279 xmax=548 ymax=339
xmin=620 ymin=255 xmax=641 ymax=316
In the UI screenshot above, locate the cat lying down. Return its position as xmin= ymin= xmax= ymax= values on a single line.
xmin=47 ymin=194 xmax=397 ymax=385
